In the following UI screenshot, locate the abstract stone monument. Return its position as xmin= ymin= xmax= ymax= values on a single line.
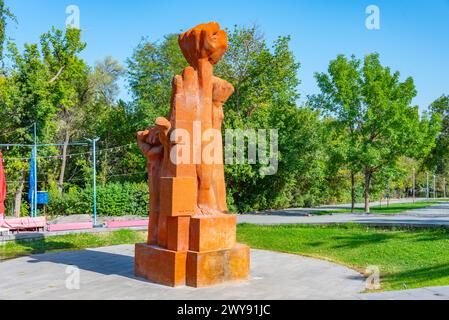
xmin=135 ymin=22 xmax=250 ymax=287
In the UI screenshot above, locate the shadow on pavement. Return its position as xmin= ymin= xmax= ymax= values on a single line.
xmin=26 ymin=248 xmax=143 ymax=281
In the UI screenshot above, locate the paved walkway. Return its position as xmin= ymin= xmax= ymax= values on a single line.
xmin=3 ymin=244 xmax=449 ymax=300
xmin=0 ymin=245 xmax=366 ymax=300
xmin=252 ymin=198 xmax=429 ymax=216
xmin=238 ymin=202 xmax=449 ymax=227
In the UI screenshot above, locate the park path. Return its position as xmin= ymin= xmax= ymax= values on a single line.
xmin=0 ymin=245 xmax=365 ymax=300
xmin=2 ymin=244 xmax=448 ymax=300
xmin=251 ymin=197 xmax=429 ymax=216
xmin=238 ymin=201 xmax=449 ymax=227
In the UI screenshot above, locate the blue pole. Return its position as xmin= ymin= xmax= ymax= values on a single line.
xmin=90 ymin=138 xmax=100 ymax=226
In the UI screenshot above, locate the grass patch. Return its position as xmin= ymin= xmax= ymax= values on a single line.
xmin=237 ymin=223 xmax=449 ymax=291
xmin=312 ymin=200 xmax=440 ymax=215
xmin=0 ymin=229 xmax=147 ymax=261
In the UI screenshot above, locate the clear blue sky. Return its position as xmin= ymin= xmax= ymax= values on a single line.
xmin=5 ymin=0 xmax=449 ymax=110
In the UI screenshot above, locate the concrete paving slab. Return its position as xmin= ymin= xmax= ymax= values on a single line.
xmin=0 ymin=244 xmax=366 ymax=300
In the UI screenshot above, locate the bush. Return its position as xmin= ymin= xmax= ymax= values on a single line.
xmin=47 ymin=182 xmax=149 ymax=216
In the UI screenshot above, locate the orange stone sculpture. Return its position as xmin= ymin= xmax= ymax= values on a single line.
xmin=135 ymin=22 xmax=250 ymax=287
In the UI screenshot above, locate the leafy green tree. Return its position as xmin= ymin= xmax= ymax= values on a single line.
xmin=312 ymin=55 xmax=363 ymax=212
xmin=1 ymin=27 xmax=88 ymax=215
xmin=217 ymin=27 xmax=327 ymax=211
xmin=314 ymin=53 xmax=422 ymax=213
xmin=75 ymin=57 xmax=137 ymax=186
xmin=0 ymin=0 xmax=16 ymax=72
xmin=3 ymin=39 xmax=55 ymax=215
xmin=126 ymin=25 xmax=328 ymax=212
xmin=127 ymin=34 xmax=186 ymax=127
xmin=425 ymin=95 xmax=449 ymax=174
xmin=40 ymin=27 xmax=88 ymax=194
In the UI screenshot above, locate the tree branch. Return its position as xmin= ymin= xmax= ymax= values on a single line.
xmin=49 ymin=65 xmax=65 ymax=83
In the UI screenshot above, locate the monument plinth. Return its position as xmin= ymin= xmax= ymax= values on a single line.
xmin=135 ymin=22 xmax=250 ymax=288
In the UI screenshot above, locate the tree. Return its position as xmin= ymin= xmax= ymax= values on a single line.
xmin=40 ymin=27 xmax=88 ymax=194
xmin=314 ymin=53 xmax=421 ymax=213
xmin=216 ymin=27 xmax=326 ymax=211
xmin=0 ymin=0 xmax=16 ymax=72
xmin=75 ymin=57 xmax=129 ymax=185
xmin=127 ymin=34 xmax=186 ymax=128
xmin=3 ymin=39 xmax=55 ymax=216
xmin=312 ymin=55 xmax=362 ymax=212
xmin=1 ymin=17 xmax=131 ymax=214
xmin=425 ymin=95 xmax=449 ymax=174
xmin=126 ymin=25 xmax=328 ymax=212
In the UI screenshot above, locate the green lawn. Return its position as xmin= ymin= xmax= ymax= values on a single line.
xmin=312 ymin=200 xmax=440 ymax=215
xmin=0 ymin=229 xmax=147 ymax=261
xmin=237 ymin=223 xmax=449 ymax=291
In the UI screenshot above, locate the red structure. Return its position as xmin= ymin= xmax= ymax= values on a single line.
xmin=135 ymin=22 xmax=250 ymax=287
xmin=0 ymin=150 xmax=6 ymax=220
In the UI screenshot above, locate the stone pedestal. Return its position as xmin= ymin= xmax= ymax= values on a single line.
xmin=135 ymin=244 xmax=187 ymax=287
xmin=135 ymin=214 xmax=250 ymax=287
xmin=186 ymin=244 xmax=250 ymax=287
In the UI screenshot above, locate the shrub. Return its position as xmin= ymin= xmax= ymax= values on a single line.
xmin=47 ymin=182 xmax=149 ymax=216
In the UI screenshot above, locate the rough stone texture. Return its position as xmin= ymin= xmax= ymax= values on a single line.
xmin=159 ymin=177 xmax=197 ymax=217
xmin=0 ymin=245 xmax=366 ymax=300
xmin=189 ymin=214 xmax=236 ymax=252
xmin=135 ymin=244 xmax=187 ymax=287
xmin=186 ymin=244 xmax=250 ymax=287
xmin=166 ymin=217 xmax=190 ymax=251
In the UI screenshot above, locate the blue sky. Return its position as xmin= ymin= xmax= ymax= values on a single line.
xmin=5 ymin=0 xmax=449 ymax=110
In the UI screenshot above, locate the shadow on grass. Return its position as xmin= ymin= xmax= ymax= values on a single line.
xmin=0 ymin=239 xmax=76 ymax=261
xmin=384 ymin=263 xmax=449 ymax=290
xmin=329 ymin=232 xmax=398 ymax=249
xmin=328 ymin=226 xmax=449 ymax=249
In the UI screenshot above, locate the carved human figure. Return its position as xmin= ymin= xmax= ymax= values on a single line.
xmin=178 ymin=22 xmax=232 ymax=215
xmin=136 ymin=118 xmax=171 ymax=244
xmin=211 ymin=77 xmax=234 ymax=212
xmin=137 ymin=22 xmax=235 ymax=244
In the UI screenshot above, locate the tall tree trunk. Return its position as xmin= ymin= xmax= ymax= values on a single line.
xmin=58 ymin=128 xmax=70 ymax=195
xmin=364 ymin=170 xmax=372 ymax=214
xmin=13 ymin=170 xmax=24 ymax=218
xmin=351 ymin=171 xmax=356 ymax=213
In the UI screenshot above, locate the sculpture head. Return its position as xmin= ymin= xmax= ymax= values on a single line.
xmin=179 ymin=22 xmax=228 ymax=67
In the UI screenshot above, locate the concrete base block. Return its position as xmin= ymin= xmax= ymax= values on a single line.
xmin=186 ymin=244 xmax=250 ymax=288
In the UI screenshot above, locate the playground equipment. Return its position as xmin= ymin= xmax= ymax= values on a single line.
xmin=0 ymin=123 xmax=91 ymax=218
xmin=0 ymin=125 xmax=154 ymax=235
xmin=0 ymin=217 xmax=46 ymax=233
